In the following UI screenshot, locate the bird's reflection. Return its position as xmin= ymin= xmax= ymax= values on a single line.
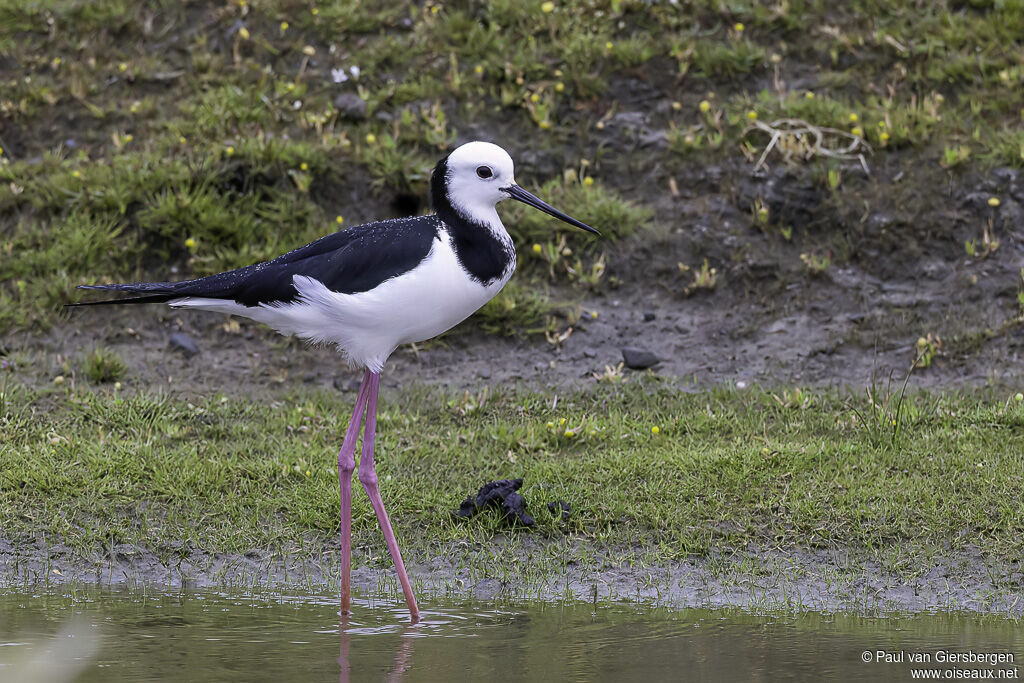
xmin=337 ymin=611 xmax=417 ymax=683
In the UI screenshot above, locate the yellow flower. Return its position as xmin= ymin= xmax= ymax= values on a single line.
xmin=311 ymin=7 xmax=318 ymax=15
xmin=54 ymin=375 xmax=65 ymax=385
xmin=554 ymin=69 xmax=563 ymax=77
xmin=474 ymin=64 xmax=483 ymax=75
xmin=52 ymin=57 xmax=62 ymax=67
xmin=848 ymin=112 xmax=858 ymax=123
xmin=178 ymin=136 xmax=187 ymax=144
xmin=879 ymin=132 xmax=890 ymax=143
xmin=538 ymin=120 xmax=551 ymax=129
xmin=583 ymin=176 xmax=594 ymax=186
xmin=365 ymin=133 xmax=377 ymax=144
xmin=590 ymin=311 xmax=598 ymax=319
xmin=280 ymin=21 xmax=289 ymax=31
xmin=118 ymin=62 xmax=128 ymax=72
xmin=988 ymin=197 xmax=1000 ymax=207
xmin=541 ymin=1 xmax=555 ymax=12
xmin=563 ymin=429 xmax=575 ymax=438
xmin=733 ymin=22 xmax=744 ymax=32
xmin=123 ymin=134 xmax=133 ymax=142
xmin=555 ymin=82 xmax=564 ymax=92
xmin=805 ymin=91 xmax=814 ymax=99
xmin=605 ymin=41 xmax=613 ymax=50
xmin=698 ymin=100 xmax=711 ymax=113
xmin=336 ymin=215 xmax=344 ymax=225
xmin=114 ymin=382 xmax=122 ymax=391
xmin=302 ymin=45 xmax=316 ymax=56
xmin=671 ymin=101 xmax=682 ymax=111
xmin=559 ymin=418 xmax=566 ymax=425
xmin=299 ymin=162 xmax=308 ymax=171
xmin=185 ymin=237 xmax=197 ymax=249
xmin=530 ymin=93 xmax=540 ymax=103
xmin=226 ymin=145 xmax=235 ymax=155
xmin=0 ymin=145 xmax=4 ymax=156
xmin=238 ymin=26 xmax=250 ymax=40
xmin=305 ymin=470 xmax=311 ymax=476
xmin=1015 ymin=393 xmax=1023 ymax=402
xmin=72 ymin=170 xmax=81 ymax=178
xmin=851 ymin=126 xmax=863 ymax=137
xmin=746 ymin=110 xmax=758 ymax=120
xmin=532 ymin=243 xmax=542 ymax=254
xmin=651 ymin=425 xmax=660 ymax=434
xmin=546 ymin=421 xmax=555 ymax=428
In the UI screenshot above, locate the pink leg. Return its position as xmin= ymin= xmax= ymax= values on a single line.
xmin=358 ymin=371 xmax=420 ymax=621
xmin=339 ymin=370 xmax=372 ymax=615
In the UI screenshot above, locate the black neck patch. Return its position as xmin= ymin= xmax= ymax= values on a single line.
xmin=430 ymin=157 xmax=513 ymax=285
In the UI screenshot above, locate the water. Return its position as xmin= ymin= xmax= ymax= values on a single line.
xmin=0 ymin=589 xmax=1020 ymax=682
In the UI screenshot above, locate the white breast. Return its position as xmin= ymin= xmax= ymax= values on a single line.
xmin=170 ymin=230 xmax=514 ymax=372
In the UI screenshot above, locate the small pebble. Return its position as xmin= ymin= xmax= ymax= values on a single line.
xmin=621 ymin=346 xmax=660 ymax=370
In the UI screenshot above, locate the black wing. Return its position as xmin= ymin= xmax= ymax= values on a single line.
xmin=72 ymin=215 xmax=440 ymax=307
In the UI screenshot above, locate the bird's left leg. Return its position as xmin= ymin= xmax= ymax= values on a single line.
xmin=338 ymin=369 xmax=371 ymax=615
xmin=357 ymin=371 xmax=420 ymax=621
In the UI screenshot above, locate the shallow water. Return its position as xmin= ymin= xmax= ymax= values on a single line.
xmin=0 ymin=589 xmax=1021 ymax=682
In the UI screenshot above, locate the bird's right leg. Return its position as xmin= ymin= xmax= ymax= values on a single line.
xmin=339 ymin=369 xmax=371 ymax=615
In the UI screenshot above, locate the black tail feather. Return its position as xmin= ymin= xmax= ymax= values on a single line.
xmin=67 ymin=283 xmax=180 ymax=307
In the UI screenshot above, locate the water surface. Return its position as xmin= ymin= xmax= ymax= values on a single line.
xmin=0 ymin=589 xmax=1020 ymax=681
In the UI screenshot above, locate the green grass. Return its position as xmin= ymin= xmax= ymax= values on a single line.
xmin=2 ymin=380 xmax=1023 ymax=580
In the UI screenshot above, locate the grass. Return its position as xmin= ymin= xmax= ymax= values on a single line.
xmin=2 ymin=380 xmax=1023 ymax=583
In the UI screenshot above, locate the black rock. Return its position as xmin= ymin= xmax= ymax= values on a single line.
xmin=621 ymin=346 xmax=660 ymax=369
xmin=452 ymin=478 xmax=534 ymax=527
xmin=168 ymin=332 xmax=199 ymax=356
xmin=333 ymin=93 xmax=367 ymax=121
xmin=643 ymin=311 xmax=656 ymax=322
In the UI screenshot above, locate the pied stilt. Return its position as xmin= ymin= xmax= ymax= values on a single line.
xmin=73 ymin=141 xmax=599 ymax=621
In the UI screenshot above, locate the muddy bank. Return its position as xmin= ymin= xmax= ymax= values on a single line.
xmin=3 ymin=536 xmax=1020 ymax=615
xmin=6 ymin=156 xmax=1024 ymax=397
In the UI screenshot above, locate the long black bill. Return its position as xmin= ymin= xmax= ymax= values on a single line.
xmin=504 ymin=184 xmax=600 ymax=235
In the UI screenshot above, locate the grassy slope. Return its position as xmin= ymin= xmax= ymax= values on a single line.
xmin=2 ymin=380 xmax=1023 ymax=580
xmin=1 ymin=0 xmax=1022 ymax=332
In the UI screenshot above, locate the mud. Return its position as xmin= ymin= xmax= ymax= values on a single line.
xmin=3 ymin=535 xmax=1020 ymax=615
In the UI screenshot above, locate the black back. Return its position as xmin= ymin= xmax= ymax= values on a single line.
xmin=76 ymin=216 xmax=439 ymax=306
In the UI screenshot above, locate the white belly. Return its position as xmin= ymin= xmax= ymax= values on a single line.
xmin=170 ymin=231 xmax=513 ymax=372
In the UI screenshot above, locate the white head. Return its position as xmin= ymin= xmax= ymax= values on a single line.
xmin=431 ymin=141 xmax=600 ymax=236
xmin=436 ymin=141 xmax=516 ymax=221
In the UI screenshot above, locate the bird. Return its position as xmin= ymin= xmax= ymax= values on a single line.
xmin=72 ymin=141 xmax=599 ymax=621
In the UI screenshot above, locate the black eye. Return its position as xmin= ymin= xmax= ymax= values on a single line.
xmin=476 ymin=165 xmax=493 ymax=179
